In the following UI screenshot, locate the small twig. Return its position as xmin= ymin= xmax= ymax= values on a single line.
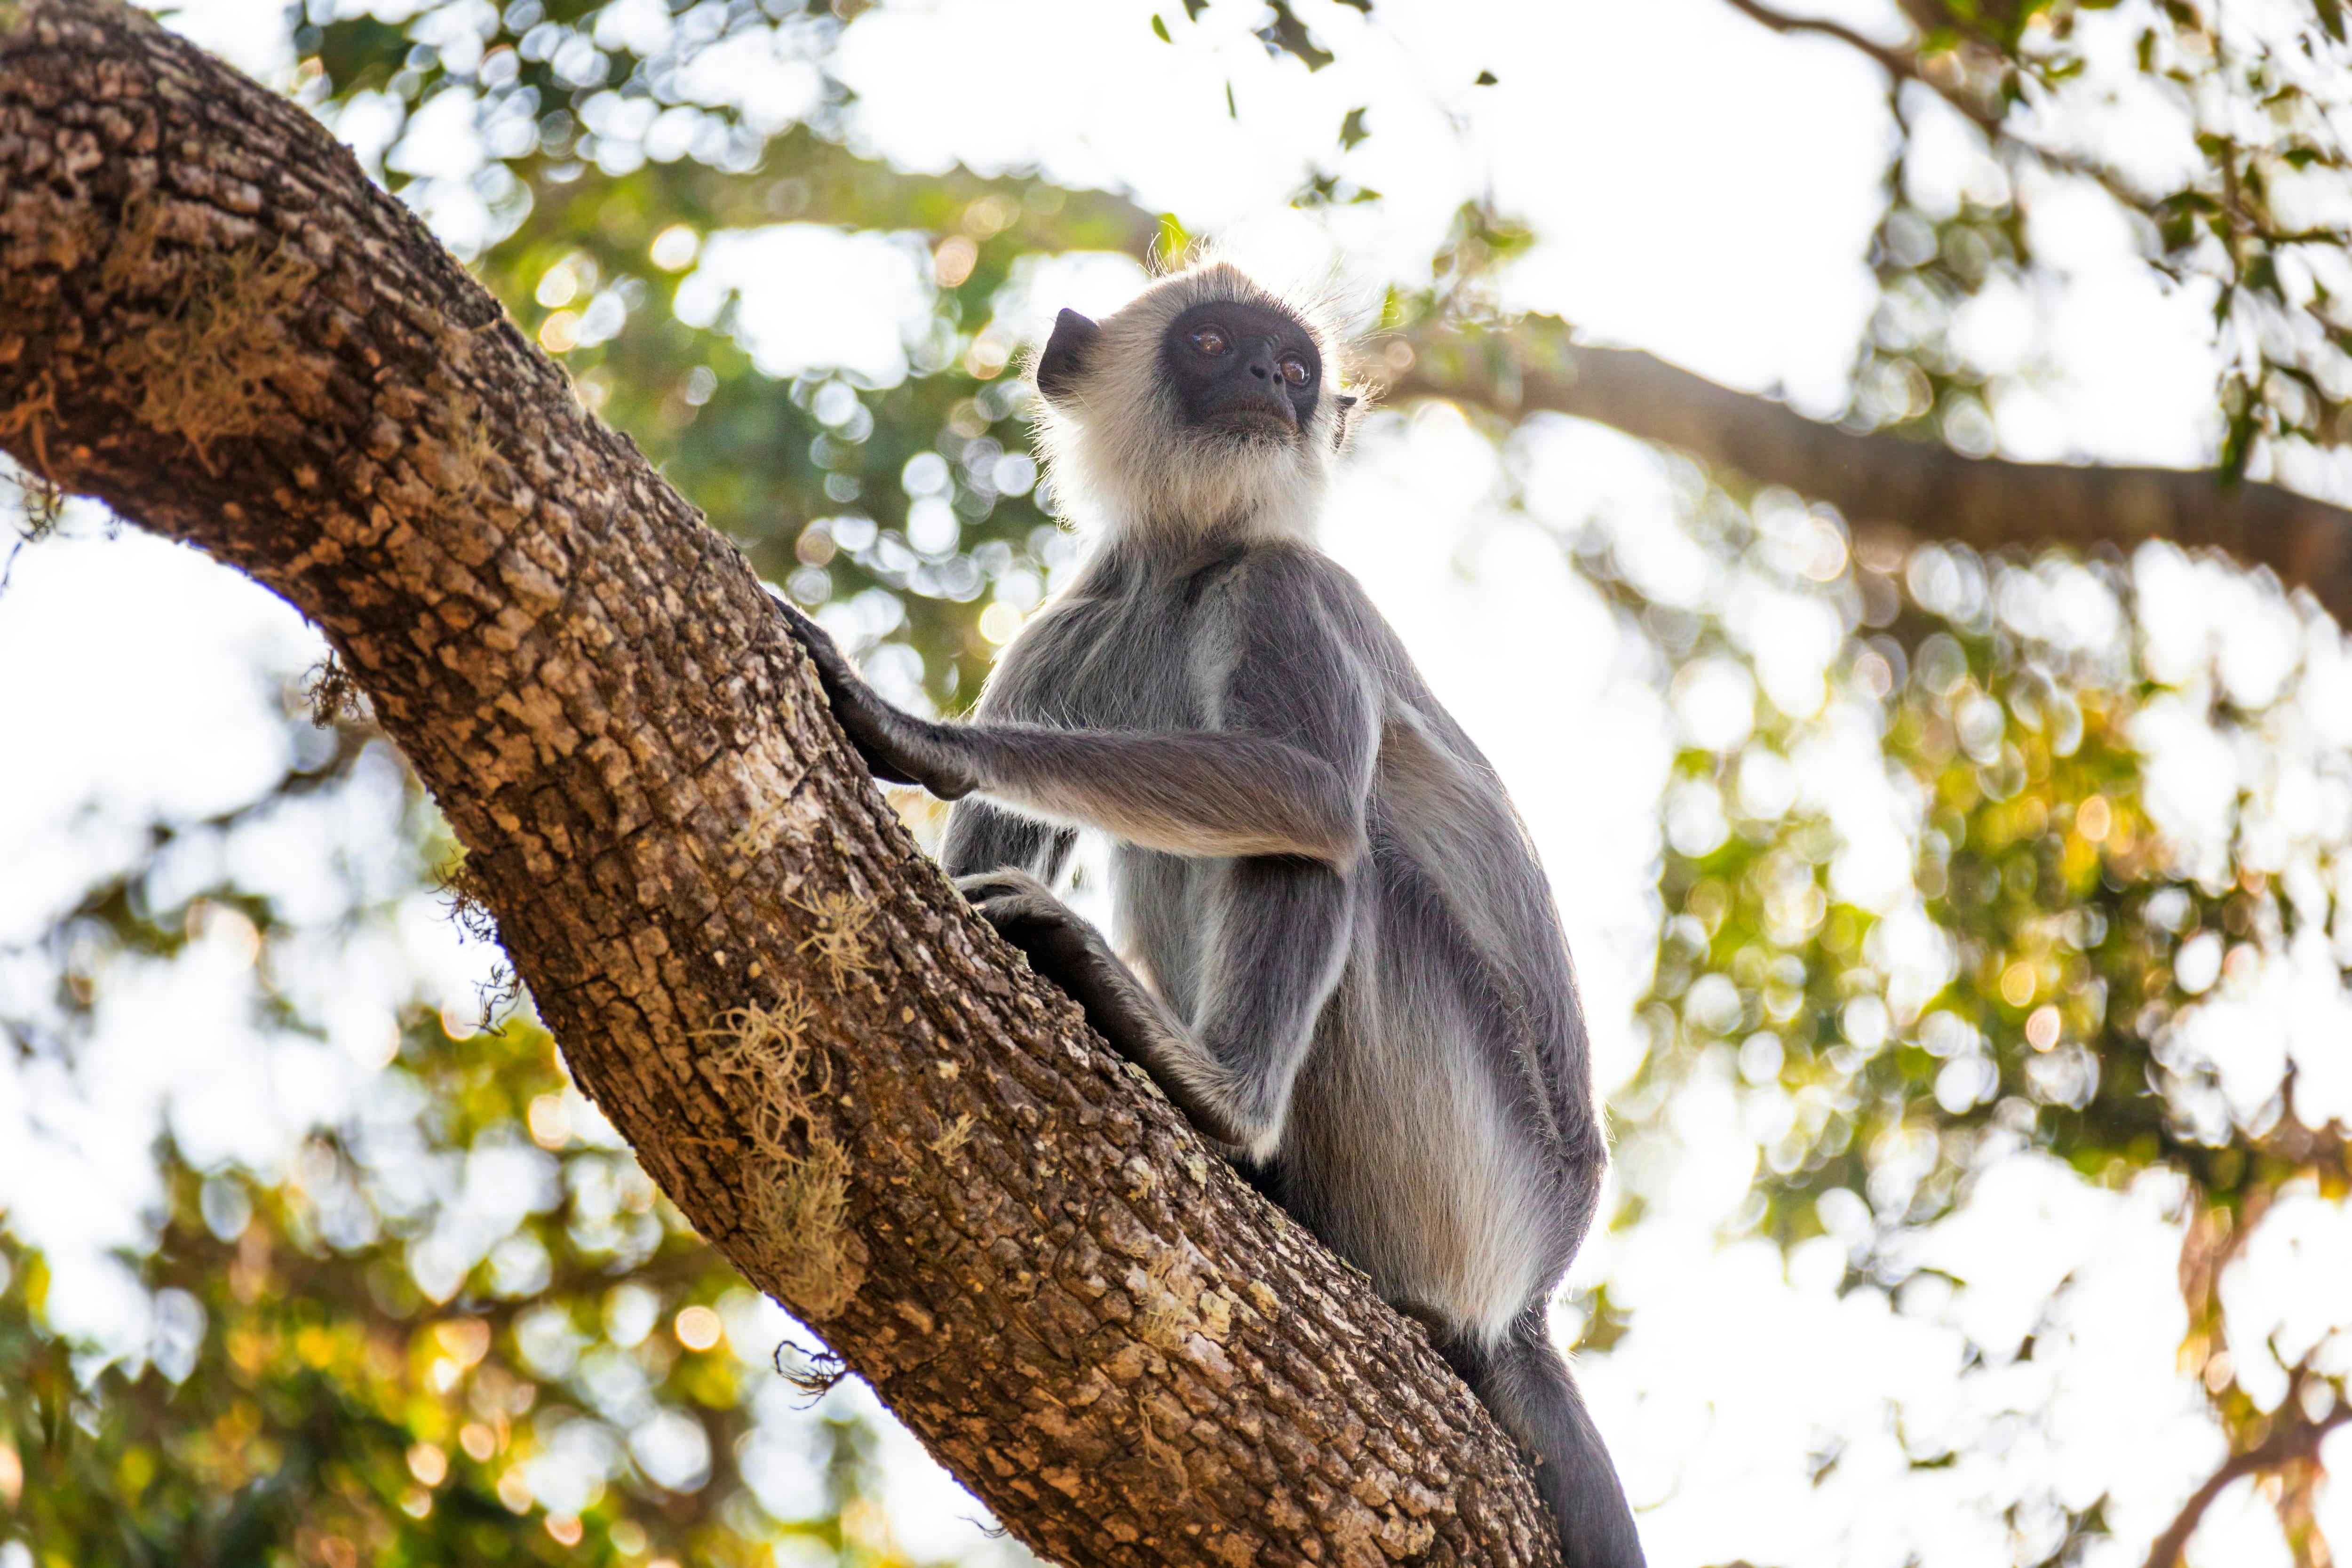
xmin=1719 ymin=0 xmax=1913 ymax=80
xmin=777 ymin=1343 xmax=848 ymax=1400
xmin=0 ymin=473 xmax=66 ymax=600
xmin=1718 ymin=0 xmax=2153 ymax=215
xmin=0 ymin=372 xmax=61 ymax=482
xmin=2141 ymin=1403 xmax=2352 ymax=1568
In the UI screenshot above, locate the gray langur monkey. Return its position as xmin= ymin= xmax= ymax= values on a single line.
xmin=779 ymin=261 xmax=1644 ymax=1568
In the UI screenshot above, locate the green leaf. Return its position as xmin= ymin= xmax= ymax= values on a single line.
xmin=1258 ymin=1 xmax=1335 ymax=69
xmin=2218 ymin=403 xmax=2257 ymax=483
xmin=314 ymin=14 xmax=406 ymax=93
xmin=1152 ymin=12 xmax=1171 ymax=43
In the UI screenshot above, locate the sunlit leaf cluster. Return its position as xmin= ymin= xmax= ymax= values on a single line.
xmin=1847 ymin=0 xmax=2352 ymax=479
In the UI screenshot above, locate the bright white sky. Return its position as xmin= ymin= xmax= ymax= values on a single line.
xmin=6 ymin=0 xmax=2350 ymax=1564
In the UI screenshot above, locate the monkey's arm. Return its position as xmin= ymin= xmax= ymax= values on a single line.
xmin=779 ymin=601 xmax=1373 ymax=869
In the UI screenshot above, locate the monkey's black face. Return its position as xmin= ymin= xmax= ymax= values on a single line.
xmin=1160 ymin=302 xmax=1322 ymax=444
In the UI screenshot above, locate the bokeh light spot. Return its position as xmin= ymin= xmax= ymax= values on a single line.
xmin=674 ymin=1304 xmax=723 ymax=1351
xmin=649 ymin=224 xmax=699 ymax=271
xmin=527 ymin=1093 xmax=570 ymax=1148
xmin=406 ymin=1443 xmax=447 ymax=1487
xmin=978 ymin=603 xmax=1024 ymax=645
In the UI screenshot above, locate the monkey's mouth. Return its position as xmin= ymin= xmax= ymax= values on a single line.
xmin=1204 ymin=398 xmax=1301 ymax=443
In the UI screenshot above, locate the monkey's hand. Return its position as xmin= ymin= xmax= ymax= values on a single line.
xmin=778 ymin=600 xmax=976 ymax=797
xmin=956 ymin=869 xmax=1169 ymax=1061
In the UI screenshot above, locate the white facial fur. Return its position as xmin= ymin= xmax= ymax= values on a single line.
xmin=1029 ymin=261 xmax=1357 ymax=543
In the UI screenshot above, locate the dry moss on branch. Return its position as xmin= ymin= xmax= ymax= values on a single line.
xmin=0 ymin=372 xmax=61 ymax=481
xmin=305 ymin=650 xmax=368 ymax=728
xmin=98 ymin=194 xmax=317 ymax=472
xmin=428 ymin=394 xmax=506 ymax=510
xmin=701 ymin=989 xmax=862 ymax=1318
xmin=927 ymin=1111 xmax=977 ymax=1160
xmin=791 ymin=888 xmax=878 ymax=991
xmin=727 ymin=793 xmax=794 ymax=861
xmin=1135 ymin=1249 xmax=1192 ymax=1353
xmin=436 ymin=856 xmax=502 ymax=946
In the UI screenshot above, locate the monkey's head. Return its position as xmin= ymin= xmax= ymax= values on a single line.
xmin=1028 ymin=262 xmax=1360 ymax=539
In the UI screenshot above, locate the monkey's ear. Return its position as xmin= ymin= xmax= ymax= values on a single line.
xmin=1035 ymin=309 xmax=1101 ymax=404
xmin=1332 ymin=392 xmax=1360 ymax=451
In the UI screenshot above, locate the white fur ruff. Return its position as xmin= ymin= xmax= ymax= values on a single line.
xmin=1030 ymin=261 xmax=1359 ymax=545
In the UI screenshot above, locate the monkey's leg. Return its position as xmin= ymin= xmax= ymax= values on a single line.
xmin=955 ymin=862 xmax=1349 ymax=1158
xmin=940 ymin=798 xmax=1075 ymax=885
xmin=1446 ymin=1306 xmax=1645 ymax=1568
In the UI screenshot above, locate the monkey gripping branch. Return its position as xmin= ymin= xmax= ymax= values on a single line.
xmin=0 ymin=1 xmax=1574 ymax=1562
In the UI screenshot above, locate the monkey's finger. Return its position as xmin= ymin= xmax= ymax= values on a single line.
xmin=771 ymin=602 xmax=930 ymax=786
xmin=773 ymin=596 xmax=829 ymax=646
xmin=774 ymin=599 xmax=865 ymax=690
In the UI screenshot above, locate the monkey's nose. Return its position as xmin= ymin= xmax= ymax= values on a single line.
xmin=1243 ymin=348 xmax=1276 ymax=380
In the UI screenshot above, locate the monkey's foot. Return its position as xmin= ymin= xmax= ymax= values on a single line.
xmin=954 ymin=869 xmax=1085 ymax=971
xmin=955 ymin=870 xmax=1151 ymax=1045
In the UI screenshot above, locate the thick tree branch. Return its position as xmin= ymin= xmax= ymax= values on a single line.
xmin=1392 ymin=323 xmax=2352 ymax=627
xmin=0 ymin=3 xmax=1564 ymax=1563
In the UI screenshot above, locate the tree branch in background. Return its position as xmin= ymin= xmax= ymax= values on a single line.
xmin=0 ymin=3 xmax=1564 ymax=1563
xmin=1717 ymin=0 xmax=1915 ymax=83
xmin=2141 ymin=1397 xmax=2351 ymax=1568
xmin=1391 ymin=321 xmax=2352 ymax=627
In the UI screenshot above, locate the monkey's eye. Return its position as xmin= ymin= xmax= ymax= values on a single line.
xmin=1191 ymin=327 xmax=1229 ymax=355
xmin=1279 ymin=356 xmax=1312 ymax=386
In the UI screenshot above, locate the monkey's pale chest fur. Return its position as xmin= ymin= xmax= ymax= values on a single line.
xmin=977 ymin=535 xmax=1601 ymax=1341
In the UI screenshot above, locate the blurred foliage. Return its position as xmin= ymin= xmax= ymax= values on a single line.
xmin=1831 ymin=0 xmax=2352 ymax=479
xmin=0 ymin=703 xmax=917 ymax=1561
xmin=8 ymin=0 xmax=2352 ymax=1564
xmin=1563 ymin=460 xmax=2352 ymax=1559
xmin=298 ymin=0 xmax=1162 ymax=706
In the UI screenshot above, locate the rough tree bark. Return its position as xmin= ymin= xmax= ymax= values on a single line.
xmin=0 ymin=2 xmax=1566 ymax=1563
xmin=1393 ymin=327 xmax=2352 ymax=626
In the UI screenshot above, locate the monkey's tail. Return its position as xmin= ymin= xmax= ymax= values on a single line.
xmin=1459 ymin=1305 xmax=1646 ymax=1568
